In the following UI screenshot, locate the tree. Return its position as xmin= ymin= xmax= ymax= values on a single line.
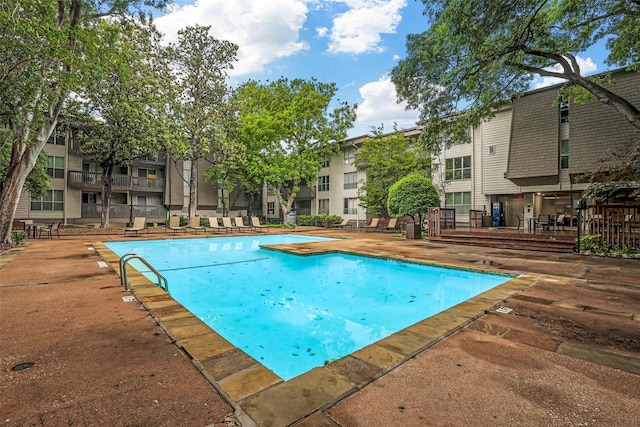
xmin=234 ymin=77 xmax=356 ymax=223
xmin=387 ymin=174 xmax=440 ymax=225
xmin=73 ymin=21 xmax=168 ymax=227
xmin=164 ymin=25 xmax=238 ymax=219
xmin=0 ymin=0 xmax=168 ymax=245
xmin=391 ymin=0 xmax=640 ymax=155
xmin=355 ymin=125 xmax=431 ymax=217
xmin=1 ymin=129 xmax=49 ymax=199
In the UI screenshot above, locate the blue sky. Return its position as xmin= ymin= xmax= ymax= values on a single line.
xmin=154 ymin=0 xmax=610 ymax=137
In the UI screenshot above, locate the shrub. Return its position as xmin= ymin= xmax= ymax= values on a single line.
xmin=295 ymin=214 xmax=342 ymax=226
xmin=387 ymin=173 xmax=440 ymax=224
xmin=10 ymin=231 xmax=26 ymax=245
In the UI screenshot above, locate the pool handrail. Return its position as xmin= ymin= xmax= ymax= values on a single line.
xmin=119 ymin=253 xmax=169 ymax=295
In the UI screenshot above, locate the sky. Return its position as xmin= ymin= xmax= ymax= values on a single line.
xmin=153 ymin=0 xmax=611 ymax=138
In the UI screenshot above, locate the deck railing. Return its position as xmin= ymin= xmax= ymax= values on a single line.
xmin=582 ymin=205 xmax=640 ymax=249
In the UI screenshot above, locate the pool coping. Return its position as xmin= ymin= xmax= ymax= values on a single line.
xmin=93 ymin=236 xmax=540 ymax=427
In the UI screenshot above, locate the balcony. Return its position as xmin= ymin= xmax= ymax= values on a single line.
xmin=68 ymin=171 xmax=164 ymax=192
xmin=68 ymin=171 xmax=131 ymax=190
xmin=81 ymin=203 xmax=167 ymax=221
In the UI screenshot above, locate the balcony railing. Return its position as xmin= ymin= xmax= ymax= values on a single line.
xmin=68 ymin=171 xmax=163 ymax=192
xmin=81 ymin=203 xmax=167 ymax=220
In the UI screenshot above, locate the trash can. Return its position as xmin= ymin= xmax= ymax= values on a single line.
xmin=286 ymin=211 xmax=296 ymax=225
xmin=324 ymin=219 xmax=333 ymax=228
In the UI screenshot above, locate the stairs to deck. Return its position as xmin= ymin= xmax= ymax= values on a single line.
xmin=429 ymin=229 xmax=576 ymax=253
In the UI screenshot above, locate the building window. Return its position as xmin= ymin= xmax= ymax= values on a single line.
xmin=138 ymin=168 xmax=157 ymax=179
xmin=318 ymin=199 xmax=329 ymax=215
xmin=560 ymin=139 xmax=569 ymax=169
xmin=82 ymin=192 xmax=97 ymax=204
xmin=560 ymin=100 xmax=569 ymax=124
xmin=47 ymin=156 xmax=65 ymax=178
xmin=318 ymin=175 xmax=330 ymax=191
xmin=31 ymin=190 xmax=64 ymax=211
xmin=445 ymin=156 xmax=471 ymax=181
xmin=445 ymin=191 xmax=471 ymax=215
xmin=46 ymin=128 xmax=65 ymax=145
xmin=322 ymin=157 xmax=330 ymax=168
xmin=344 ymin=146 xmax=355 ymax=165
xmin=344 ymin=172 xmax=357 ymax=189
xmin=267 ymin=202 xmax=275 ymax=215
xmin=343 ymin=197 xmax=357 ymax=215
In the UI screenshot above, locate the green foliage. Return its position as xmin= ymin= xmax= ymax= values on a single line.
xmin=233 ymin=77 xmax=356 ymax=220
xmin=164 ymin=25 xmax=239 ymax=217
xmin=10 ymin=231 xmax=26 ymax=245
xmin=355 ymin=126 xmax=431 ymax=216
xmin=387 ymin=174 xmax=440 ymax=223
xmin=391 ymin=0 xmax=640 ymax=155
xmin=579 ymin=234 xmax=640 ymax=257
xmin=295 ymin=215 xmax=342 ymax=227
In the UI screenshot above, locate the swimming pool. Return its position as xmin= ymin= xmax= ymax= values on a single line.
xmin=106 ymin=234 xmax=510 ymax=380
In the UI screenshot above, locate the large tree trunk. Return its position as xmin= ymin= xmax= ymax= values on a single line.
xmin=100 ymin=164 xmax=114 ymax=228
xmin=0 ymin=121 xmax=55 ymax=245
xmin=276 ymin=190 xmax=296 ymax=225
xmin=189 ymin=159 xmax=198 ymax=218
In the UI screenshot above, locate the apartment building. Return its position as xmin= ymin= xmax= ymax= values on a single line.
xmin=13 ymin=69 xmax=639 ymax=228
xmin=276 ymin=68 xmax=639 ymax=228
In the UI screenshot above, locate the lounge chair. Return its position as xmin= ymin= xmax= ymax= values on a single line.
xmin=206 ymin=217 xmax=230 ymax=234
xmin=233 ymin=217 xmax=253 ymax=232
xmin=166 ymin=216 xmax=186 ymax=234
xmin=251 ymin=217 xmax=269 ymax=232
xmin=383 ymin=218 xmax=398 ymax=232
xmin=223 ymin=217 xmax=251 ymax=233
xmin=361 ymin=217 xmax=379 ymax=232
xmin=124 ymin=217 xmax=146 ymax=236
xmin=554 ymin=214 xmax=566 ymax=231
xmin=187 ymin=216 xmax=206 ymax=234
xmin=333 ymin=218 xmax=352 ymax=229
xmin=39 ymin=222 xmax=61 ymax=239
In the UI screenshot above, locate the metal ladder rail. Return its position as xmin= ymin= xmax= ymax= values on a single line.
xmin=119 ymin=253 xmax=169 ymax=295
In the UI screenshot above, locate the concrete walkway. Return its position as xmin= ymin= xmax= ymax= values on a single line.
xmin=1 ymin=229 xmax=639 ymax=426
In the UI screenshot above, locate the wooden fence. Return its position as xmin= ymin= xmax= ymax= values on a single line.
xmin=582 ymin=205 xmax=640 ymax=249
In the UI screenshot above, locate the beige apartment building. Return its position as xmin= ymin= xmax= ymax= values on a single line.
xmin=12 ymin=69 xmax=639 ymax=229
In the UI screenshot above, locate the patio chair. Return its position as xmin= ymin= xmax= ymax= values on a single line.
xmin=251 ymin=217 xmax=269 ymax=232
xmin=555 ymin=214 xmax=566 ymax=231
xmin=233 ymin=217 xmax=253 ymax=232
xmin=383 ymin=218 xmax=398 ymax=232
xmin=39 ymin=222 xmax=61 ymax=239
xmin=535 ymin=214 xmax=550 ymax=231
xmin=361 ymin=217 xmax=380 ymax=232
xmin=166 ymin=216 xmax=186 ymax=234
xmin=124 ymin=217 xmax=146 ymax=236
xmin=187 ymin=216 xmax=206 ymax=234
xmin=333 ymin=218 xmax=352 ymax=229
xmin=222 ymin=217 xmax=251 ymax=232
xmin=206 ymin=217 xmax=230 ymax=234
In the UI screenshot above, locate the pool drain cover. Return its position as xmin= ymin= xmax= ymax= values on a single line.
xmin=11 ymin=362 xmax=35 ymax=371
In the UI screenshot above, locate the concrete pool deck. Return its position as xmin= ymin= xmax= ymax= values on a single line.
xmin=2 ymin=228 xmax=640 ymax=426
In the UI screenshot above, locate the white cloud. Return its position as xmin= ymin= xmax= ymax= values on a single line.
xmin=351 ymin=76 xmax=419 ymax=136
xmin=316 ymin=27 xmax=329 ymax=37
xmin=326 ymin=0 xmax=407 ymax=54
xmin=533 ymin=56 xmax=599 ymax=89
xmin=154 ymin=0 xmax=309 ymax=76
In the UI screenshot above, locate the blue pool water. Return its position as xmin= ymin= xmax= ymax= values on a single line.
xmin=106 ymin=234 xmax=510 ymax=380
